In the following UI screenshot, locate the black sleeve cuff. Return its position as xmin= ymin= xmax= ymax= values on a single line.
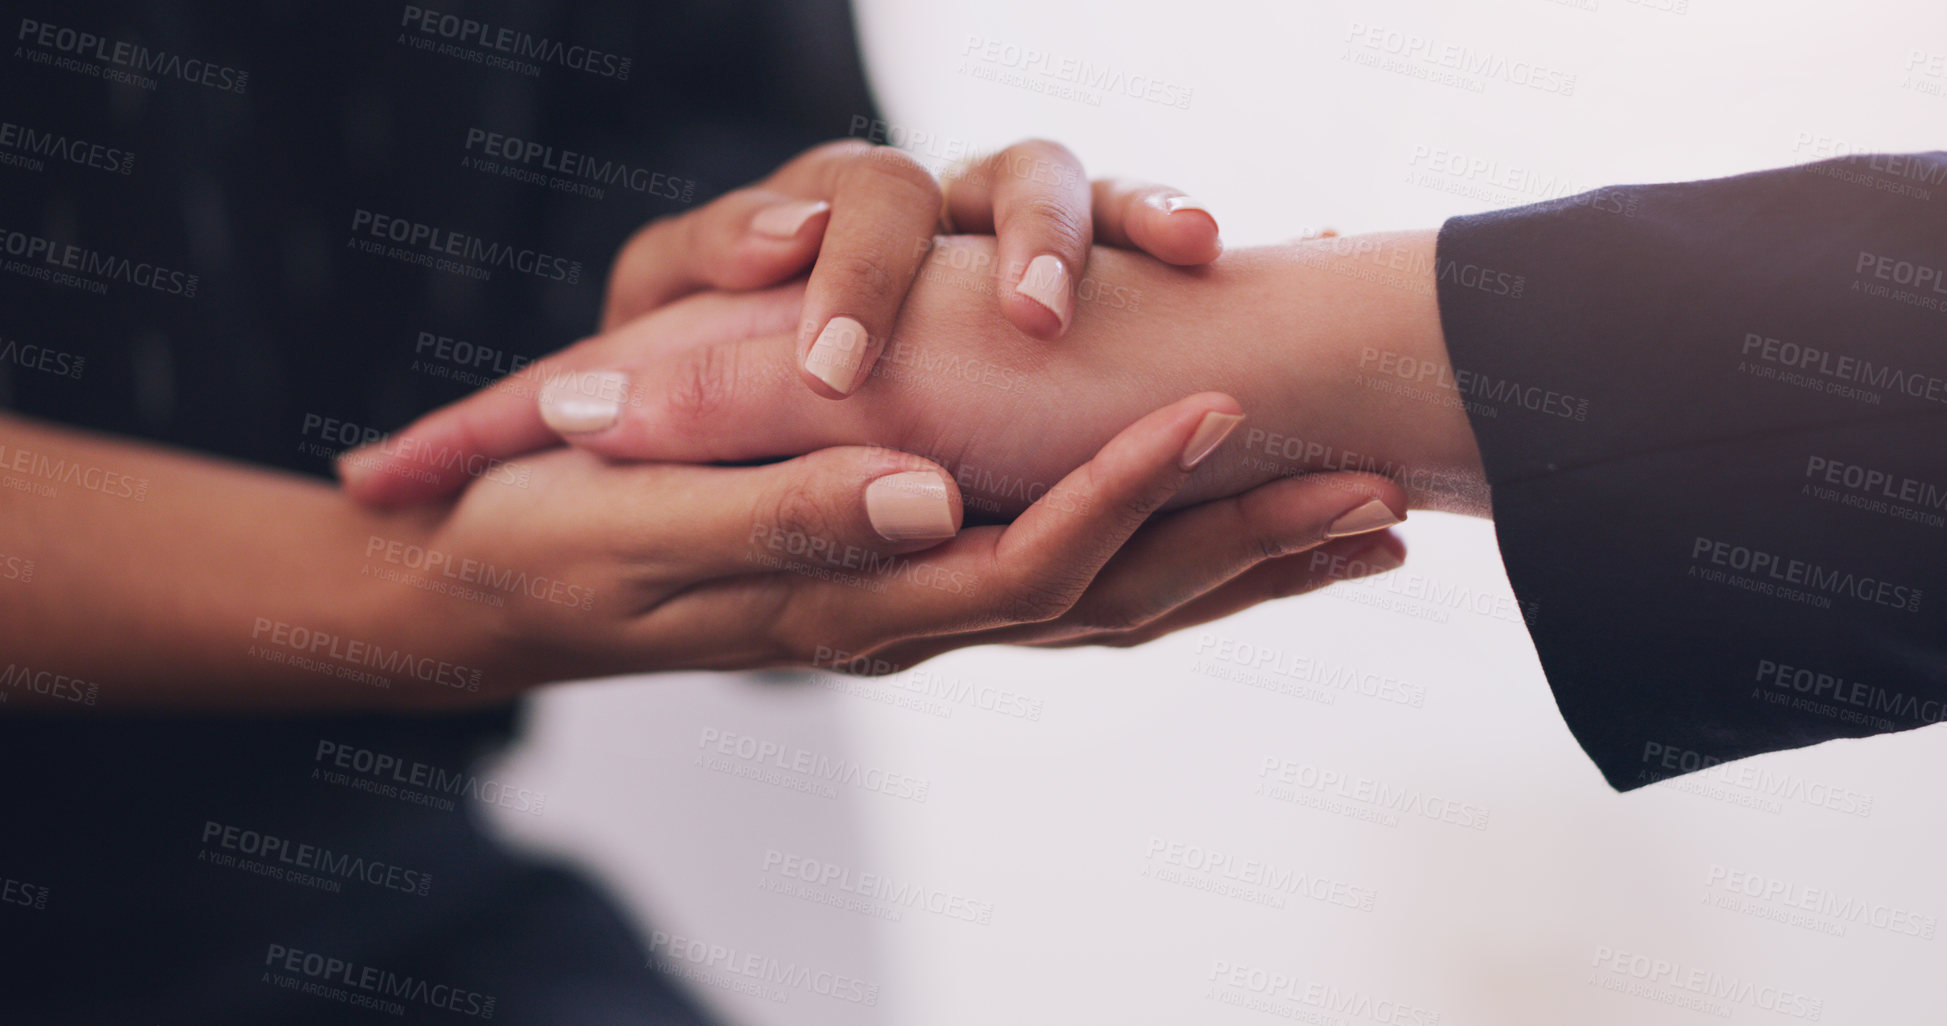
xmin=1434 ymin=153 xmax=1947 ymax=792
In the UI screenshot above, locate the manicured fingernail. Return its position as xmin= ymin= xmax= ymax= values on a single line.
xmin=1163 ymin=195 xmax=1209 ymax=215
xmin=539 ymin=370 xmax=628 ymax=434
xmin=1016 ymin=254 xmax=1072 ymax=329
xmin=1180 ymin=411 xmax=1245 ymax=470
xmin=1325 ymin=499 xmax=1404 ymax=539
xmin=865 ymin=471 xmax=956 ymax=541
xmin=805 ymin=316 xmax=869 ymax=395
xmin=752 ymin=199 xmax=830 ymax=239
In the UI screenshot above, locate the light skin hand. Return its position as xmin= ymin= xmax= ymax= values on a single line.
xmin=346 ymin=231 xmax=1487 ymax=520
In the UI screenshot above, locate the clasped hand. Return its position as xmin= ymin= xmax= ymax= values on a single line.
xmin=335 ymin=140 xmax=1418 ymax=697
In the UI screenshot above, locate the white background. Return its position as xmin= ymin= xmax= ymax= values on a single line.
xmin=487 ymin=2 xmax=1947 ymax=1023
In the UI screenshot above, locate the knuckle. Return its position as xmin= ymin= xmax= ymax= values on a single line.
xmin=660 ymin=344 xmax=738 ymax=438
xmin=850 ymin=147 xmax=942 ymax=203
xmin=1000 ymin=573 xmax=1083 ymax=625
xmin=823 ymin=249 xmax=904 ymax=310
xmin=767 ymin=478 xmax=842 ymax=553
xmin=1010 ymin=196 xmax=1090 ymax=251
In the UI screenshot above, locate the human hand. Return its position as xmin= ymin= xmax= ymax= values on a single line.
xmin=397 ymin=392 xmax=1404 ymax=700
xmin=344 ymin=233 xmax=1483 ymax=520
xmin=595 ymin=138 xmax=1222 ymax=401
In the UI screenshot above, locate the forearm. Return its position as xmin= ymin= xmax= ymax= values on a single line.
xmin=1148 ymin=230 xmax=1487 ymax=514
xmin=0 ymin=414 xmax=486 ymax=711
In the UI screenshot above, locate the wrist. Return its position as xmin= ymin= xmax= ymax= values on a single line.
xmin=1211 ymin=231 xmax=1488 ymax=514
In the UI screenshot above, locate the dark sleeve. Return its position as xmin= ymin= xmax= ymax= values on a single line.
xmin=1434 ymin=152 xmax=1947 ymax=792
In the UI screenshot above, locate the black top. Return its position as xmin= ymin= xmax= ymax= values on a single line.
xmin=1436 ymin=152 xmax=1947 ymax=791
xmin=0 ymin=2 xmax=873 ymax=1022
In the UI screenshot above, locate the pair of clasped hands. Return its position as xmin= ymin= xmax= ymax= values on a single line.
xmin=337 ymin=140 xmax=1450 ymax=695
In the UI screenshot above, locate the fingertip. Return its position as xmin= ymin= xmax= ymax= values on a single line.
xmin=1002 ymin=290 xmax=1067 ymax=340
xmin=749 ymin=199 xmax=831 ymax=241
xmin=865 ymin=468 xmax=962 ymax=545
xmin=801 ymin=315 xmax=871 ymax=398
xmin=1139 ymin=194 xmax=1224 ymax=265
xmin=1008 ymin=253 xmax=1073 ymax=338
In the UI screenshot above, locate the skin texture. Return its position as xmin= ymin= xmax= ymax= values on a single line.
xmin=0 ymin=397 xmax=1405 ymax=710
xmin=348 ymin=231 xmax=1488 ymax=518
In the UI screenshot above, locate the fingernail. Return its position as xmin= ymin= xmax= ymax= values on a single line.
xmin=865 ymin=471 xmax=956 ymax=541
xmin=1162 ymin=195 xmax=1210 ymax=215
xmin=1325 ymin=499 xmax=1404 ymax=539
xmin=752 ymin=199 xmax=830 ymax=239
xmin=1016 ymin=254 xmax=1072 ymax=329
xmin=804 ymin=316 xmax=869 ymax=395
xmin=335 ymin=449 xmax=376 ymax=490
xmin=539 ymin=370 xmax=628 ymax=434
xmin=1180 ymin=411 xmax=1245 ymax=470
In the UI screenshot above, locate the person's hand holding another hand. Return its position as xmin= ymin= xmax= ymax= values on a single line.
xmin=397 ymin=392 xmax=1402 ymax=700
xmin=597 ymin=138 xmax=1221 ymax=393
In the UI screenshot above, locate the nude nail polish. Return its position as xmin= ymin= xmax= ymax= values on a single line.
xmin=752 ymin=199 xmax=830 ymax=239
xmin=1180 ymin=411 xmax=1245 ymax=470
xmin=1016 ymin=254 xmax=1072 ymax=328
xmin=539 ymin=370 xmax=628 ymax=434
xmin=1324 ymin=499 xmax=1404 ymax=539
xmin=866 ymin=471 xmax=956 ymax=541
xmin=805 ymin=316 xmax=869 ymax=394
